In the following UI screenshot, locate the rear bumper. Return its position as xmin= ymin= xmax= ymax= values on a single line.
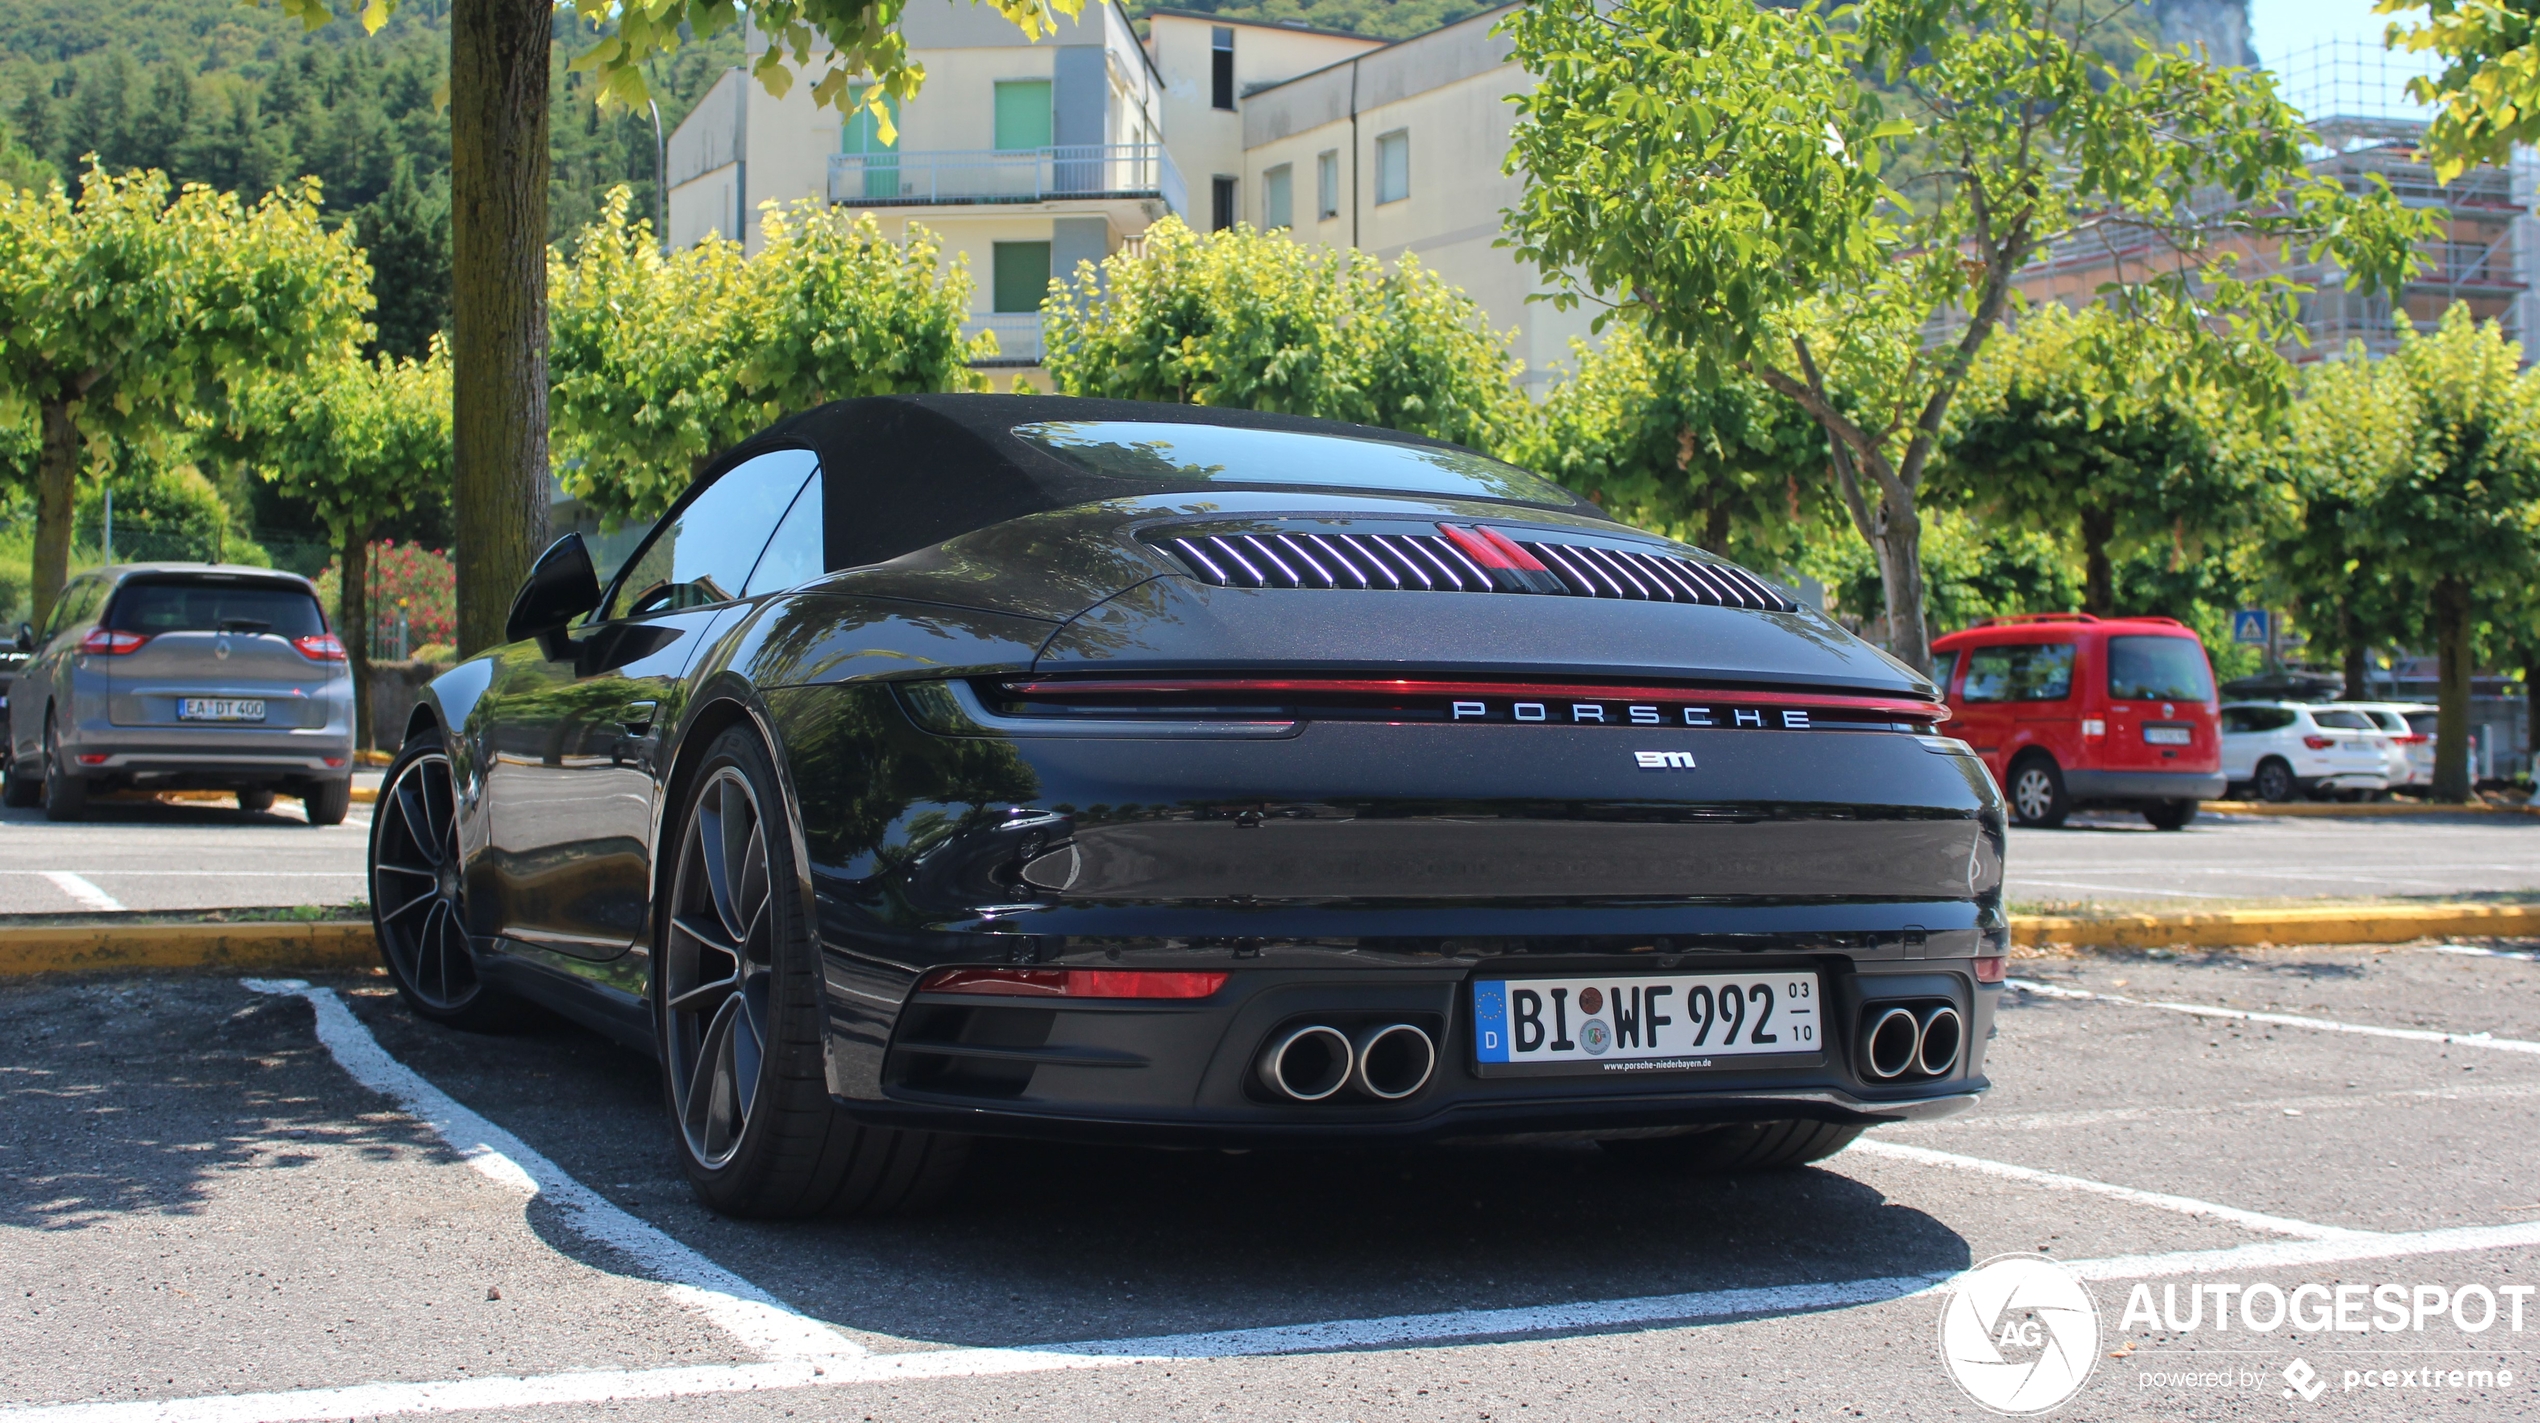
xmin=64 ymin=747 xmax=351 ymax=781
xmin=2062 ymin=769 xmax=2226 ymax=802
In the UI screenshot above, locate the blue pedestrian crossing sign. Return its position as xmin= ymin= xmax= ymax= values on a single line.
xmin=2232 ymin=609 xmax=2270 ymax=645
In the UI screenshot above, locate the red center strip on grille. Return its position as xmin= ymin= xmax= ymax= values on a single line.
xmin=1435 ymin=523 xmax=1522 ymax=569
xmin=999 ymin=678 xmax=1948 ymax=722
xmin=1473 ymin=526 xmax=1552 ymax=572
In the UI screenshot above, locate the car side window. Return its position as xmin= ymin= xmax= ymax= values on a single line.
xmin=2311 ymin=709 xmax=2372 ymax=731
xmin=41 ymin=579 xmax=97 ymax=647
xmin=2224 ymin=706 xmax=2294 ymax=733
xmin=741 ymin=469 xmax=825 ymax=597
xmin=1931 ymin=650 xmax=1957 ymax=695
xmin=607 ymin=449 xmax=820 ymax=620
xmin=1958 ymin=643 xmax=2074 ymax=703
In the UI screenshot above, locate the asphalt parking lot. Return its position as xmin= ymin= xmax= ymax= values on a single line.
xmin=4 ymin=941 xmax=2536 ymax=1420
xmin=6 ymin=797 xmax=2537 ymax=915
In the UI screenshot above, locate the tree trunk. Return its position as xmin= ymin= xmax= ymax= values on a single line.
xmin=2431 ymin=576 xmax=2475 ymax=803
xmin=1874 ymin=508 xmax=1931 ymax=672
xmin=29 ymin=397 xmax=81 ymax=631
xmin=449 ymin=0 xmax=553 ymax=656
xmin=2342 ymin=638 xmax=2367 ymax=703
xmin=2079 ymin=506 xmax=2116 ymax=617
xmin=340 ymin=527 xmax=374 ymax=754
xmin=1700 ymin=502 xmax=1731 ymax=556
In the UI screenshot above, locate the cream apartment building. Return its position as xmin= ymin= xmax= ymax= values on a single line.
xmin=663 ymin=0 xmax=1588 ymax=385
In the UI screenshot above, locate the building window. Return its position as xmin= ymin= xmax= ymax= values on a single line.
xmin=994 ymin=79 xmax=1053 ymax=151
xmin=1374 ymin=130 xmax=1409 ymax=205
xmin=1212 ymin=175 xmax=1236 ymax=232
xmin=1263 ymin=164 xmax=1292 ymax=230
xmin=1211 ymin=27 xmax=1236 ymax=111
xmin=842 ymin=89 xmax=900 ymax=200
xmin=993 ymin=241 xmax=1053 ymax=313
xmin=1316 ymin=149 xmax=1339 ymax=220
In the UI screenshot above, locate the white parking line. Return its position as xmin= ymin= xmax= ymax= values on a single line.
xmin=239 ymin=980 xmax=860 ymax=1364
xmin=16 ymin=1218 xmax=2540 ymax=1423
xmin=39 ymin=872 xmax=121 ymax=911
xmin=1848 ymin=1139 xmax=2367 ymax=1239
xmin=2435 ymin=943 xmax=2540 ymax=963
xmin=2007 ymin=978 xmax=2540 ymax=1055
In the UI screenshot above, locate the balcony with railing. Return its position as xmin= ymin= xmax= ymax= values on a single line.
xmin=830 ymin=143 xmax=1187 ymax=216
xmin=965 ymin=311 xmax=1046 ymax=367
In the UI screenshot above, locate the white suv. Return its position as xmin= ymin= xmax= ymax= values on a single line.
xmin=2220 ymin=702 xmax=2392 ymax=802
xmin=2326 ymin=702 xmax=2436 ymax=790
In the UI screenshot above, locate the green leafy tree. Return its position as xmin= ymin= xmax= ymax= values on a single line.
xmin=1502 ymin=0 xmax=2429 ymax=672
xmin=549 ymin=187 xmax=987 ymax=526
xmin=1043 ymin=217 xmax=1524 ymax=452
xmin=234 ymin=344 xmax=454 ymax=750
xmin=1515 ymin=324 xmax=1823 ymax=564
xmin=272 ymin=0 xmax=1081 ymax=657
xmin=2252 ymin=351 xmax=2418 ymax=699
xmin=2359 ymin=308 xmax=2540 ymax=800
xmin=2380 ymin=0 xmax=2540 ymax=178
xmin=0 ymin=165 xmax=374 ymax=627
xmin=1942 ymin=304 xmax=2243 ymax=617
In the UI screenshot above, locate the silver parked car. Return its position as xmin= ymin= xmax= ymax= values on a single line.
xmin=2 ymin=564 xmax=355 ymax=823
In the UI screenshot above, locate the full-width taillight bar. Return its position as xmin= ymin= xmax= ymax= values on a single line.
xmin=997 ymin=677 xmax=1948 ymax=724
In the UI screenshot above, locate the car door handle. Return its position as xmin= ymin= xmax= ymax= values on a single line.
xmin=618 ymin=700 xmax=658 ymax=735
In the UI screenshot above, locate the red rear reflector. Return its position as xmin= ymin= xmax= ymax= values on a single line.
xmin=294 ymin=633 xmax=348 ymax=662
xmin=323 ymin=757 xmax=348 ymax=769
xmin=78 ymin=629 xmax=147 ymax=655
xmin=918 ymin=968 xmax=1229 ymax=999
xmin=1973 ymin=956 xmax=2007 ymax=984
xmin=77 ymin=753 xmax=110 ymax=766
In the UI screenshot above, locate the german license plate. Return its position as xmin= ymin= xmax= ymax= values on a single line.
xmin=1472 ymin=971 xmax=1822 ymax=1075
xmin=2142 ymin=724 xmax=2192 ymax=745
xmin=178 ymin=698 xmax=265 ymax=722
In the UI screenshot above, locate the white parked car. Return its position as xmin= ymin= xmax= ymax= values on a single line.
xmin=2326 ymin=701 xmax=2436 ymax=790
xmin=2219 ymin=702 xmax=2392 ymax=802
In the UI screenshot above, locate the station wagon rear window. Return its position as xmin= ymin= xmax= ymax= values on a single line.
xmin=1014 ymin=421 xmax=1576 ymax=506
xmin=107 ymin=580 xmax=326 ymax=639
xmin=2106 ymin=635 xmax=2213 ymax=702
xmin=1959 ymin=643 xmax=2075 ymax=702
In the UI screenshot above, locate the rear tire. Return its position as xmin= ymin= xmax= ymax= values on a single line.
xmin=2142 ymin=798 xmax=2197 ymax=831
xmin=237 ymin=788 xmax=276 ymax=814
xmin=302 ymin=778 xmax=351 ymax=826
xmin=2253 ymin=758 xmax=2296 ymax=803
xmin=2006 ymin=755 xmax=2069 ymax=828
xmin=658 ymin=724 xmax=969 ymax=1218
xmin=41 ymin=717 xmax=85 ymax=823
xmin=1600 ymin=1120 xmax=1866 ymax=1173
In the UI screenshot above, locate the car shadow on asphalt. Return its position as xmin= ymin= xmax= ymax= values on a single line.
xmin=338 ymin=981 xmax=1972 ymax=1352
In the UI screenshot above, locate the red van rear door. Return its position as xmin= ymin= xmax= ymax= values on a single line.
xmin=2102 ymin=633 xmax=2220 ymax=775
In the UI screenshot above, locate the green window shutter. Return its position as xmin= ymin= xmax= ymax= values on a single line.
xmin=1264 ymin=165 xmax=1292 ymax=229
xmin=842 ymin=91 xmax=901 ymax=199
xmin=993 ymin=241 xmax=1053 ymax=313
xmin=994 ymin=80 xmax=1054 ymax=151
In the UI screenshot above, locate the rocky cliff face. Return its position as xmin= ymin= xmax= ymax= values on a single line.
xmin=2156 ymin=0 xmax=2254 ymax=68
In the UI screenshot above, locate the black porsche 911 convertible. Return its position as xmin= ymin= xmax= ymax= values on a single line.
xmin=369 ymin=394 xmax=2005 ymax=1217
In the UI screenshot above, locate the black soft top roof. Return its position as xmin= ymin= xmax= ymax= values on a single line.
xmin=700 ymin=394 xmax=1589 ymax=571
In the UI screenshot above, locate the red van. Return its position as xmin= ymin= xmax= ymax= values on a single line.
xmin=1929 ymin=614 xmax=2225 ymax=830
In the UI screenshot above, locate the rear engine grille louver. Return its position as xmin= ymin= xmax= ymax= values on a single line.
xmin=1151 ymin=528 xmax=1797 ymax=613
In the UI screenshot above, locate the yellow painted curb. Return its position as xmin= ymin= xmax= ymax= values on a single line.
xmin=0 ymin=921 xmax=376 ymax=977
xmin=2205 ymin=799 xmax=2537 ymax=817
xmin=2011 ymin=903 xmax=2540 ymax=951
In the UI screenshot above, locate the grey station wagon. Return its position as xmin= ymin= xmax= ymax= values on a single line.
xmin=4 ymin=564 xmax=355 ymax=823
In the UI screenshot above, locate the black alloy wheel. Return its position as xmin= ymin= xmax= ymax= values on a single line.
xmin=370 ymin=740 xmax=515 ymax=1029
xmin=658 ymin=725 xmax=969 ymax=1217
xmin=41 ymin=715 xmax=85 ymax=823
xmin=2006 ymin=756 xmax=2069 ymax=828
xmin=2253 ymin=757 xmax=2296 ymax=804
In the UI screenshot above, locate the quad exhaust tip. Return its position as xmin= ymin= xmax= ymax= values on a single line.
xmin=1862 ymin=1006 xmax=1923 ymax=1081
xmin=1260 ymin=1024 xmax=1354 ymax=1101
xmin=1916 ymin=1006 xmax=1963 ymax=1078
xmin=1351 ymin=1023 xmax=1437 ymax=1100
xmin=1258 ymin=1022 xmax=1438 ymax=1102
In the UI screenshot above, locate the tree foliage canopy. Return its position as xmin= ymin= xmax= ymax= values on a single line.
xmin=549 ymin=186 xmax=985 ymax=526
xmin=1502 ymin=0 xmax=2431 ymax=671
xmin=1043 ymin=217 xmax=1524 ymax=453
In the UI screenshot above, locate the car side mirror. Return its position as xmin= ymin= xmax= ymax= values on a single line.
xmin=505 ymin=534 xmax=602 ymax=661
xmin=12 ymin=622 xmax=29 ymax=654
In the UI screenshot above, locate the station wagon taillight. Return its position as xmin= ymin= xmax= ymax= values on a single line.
xmin=293 ymin=633 xmax=347 ymax=662
xmin=2302 ymin=735 xmax=2334 ymax=750
xmin=77 ymin=628 xmax=147 ymax=655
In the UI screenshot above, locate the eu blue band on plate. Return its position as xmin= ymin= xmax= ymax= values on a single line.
xmin=1472 ymin=980 xmax=1510 ymax=1062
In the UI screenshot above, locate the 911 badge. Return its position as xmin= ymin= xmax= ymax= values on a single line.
xmin=1634 ymin=750 xmax=1697 ymax=769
